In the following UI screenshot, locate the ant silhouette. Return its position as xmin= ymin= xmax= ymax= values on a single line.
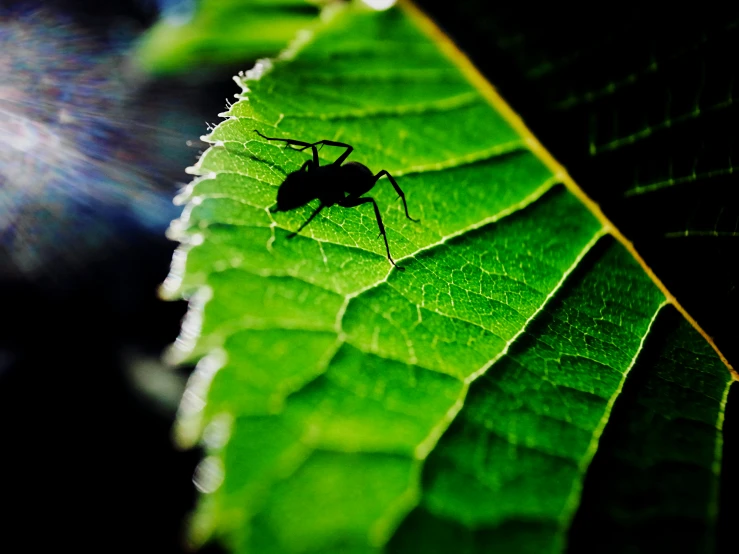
xmin=254 ymin=130 xmax=419 ymax=270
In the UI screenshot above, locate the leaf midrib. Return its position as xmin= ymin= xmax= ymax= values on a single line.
xmin=229 ymin=226 xmax=610 ymax=547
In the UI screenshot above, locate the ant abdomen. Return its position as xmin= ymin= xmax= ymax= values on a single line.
xmin=342 ymin=161 xmax=372 ymax=176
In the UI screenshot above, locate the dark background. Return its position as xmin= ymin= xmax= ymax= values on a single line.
xmin=417 ymin=1 xmax=739 ymax=369
xmin=0 ymin=0 xmax=231 ymax=551
xmin=1 ymin=1 xmax=736 ymax=552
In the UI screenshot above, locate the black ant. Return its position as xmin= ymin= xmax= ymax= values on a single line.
xmin=254 ymin=130 xmax=419 ymax=270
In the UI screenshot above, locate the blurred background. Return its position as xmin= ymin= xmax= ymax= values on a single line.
xmin=1 ymin=0 xmax=736 ymax=552
xmin=0 ymin=0 xmax=291 ymax=551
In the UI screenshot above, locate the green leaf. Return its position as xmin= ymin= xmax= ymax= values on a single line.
xmin=566 ymin=307 xmax=732 ymax=554
xmin=163 ymin=3 xmax=734 ymax=553
xmin=135 ymin=0 xmax=320 ymax=76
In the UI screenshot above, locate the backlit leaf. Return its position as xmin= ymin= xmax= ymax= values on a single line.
xmin=163 ymin=3 xmax=734 ymax=552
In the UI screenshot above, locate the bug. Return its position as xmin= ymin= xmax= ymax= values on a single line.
xmin=254 ymin=130 xmax=419 ymax=270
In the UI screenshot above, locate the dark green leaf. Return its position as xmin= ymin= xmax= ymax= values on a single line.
xmin=135 ymin=0 xmax=320 ymax=75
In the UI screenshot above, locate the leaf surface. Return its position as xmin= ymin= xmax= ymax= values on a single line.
xmin=164 ymin=4 xmax=733 ymax=553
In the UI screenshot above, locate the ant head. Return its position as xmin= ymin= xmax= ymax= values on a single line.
xmin=275 ymin=169 xmax=314 ymax=211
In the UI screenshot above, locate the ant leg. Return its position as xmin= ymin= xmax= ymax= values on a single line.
xmin=287 ymin=204 xmax=324 ymax=239
xmin=298 ymin=139 xmax=353 ymax=165
xmin=321 ymin=141 xmax=353 ymax=165
xmin=253 ymin=131 xmax=353 ymax=166
xmin=374 ymin=170 xmax=419 ymax=222
xmin=254 ymin=130 xmax=319 ymax=165
xmin=340 ymin=197 xmax=403 ymax=271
